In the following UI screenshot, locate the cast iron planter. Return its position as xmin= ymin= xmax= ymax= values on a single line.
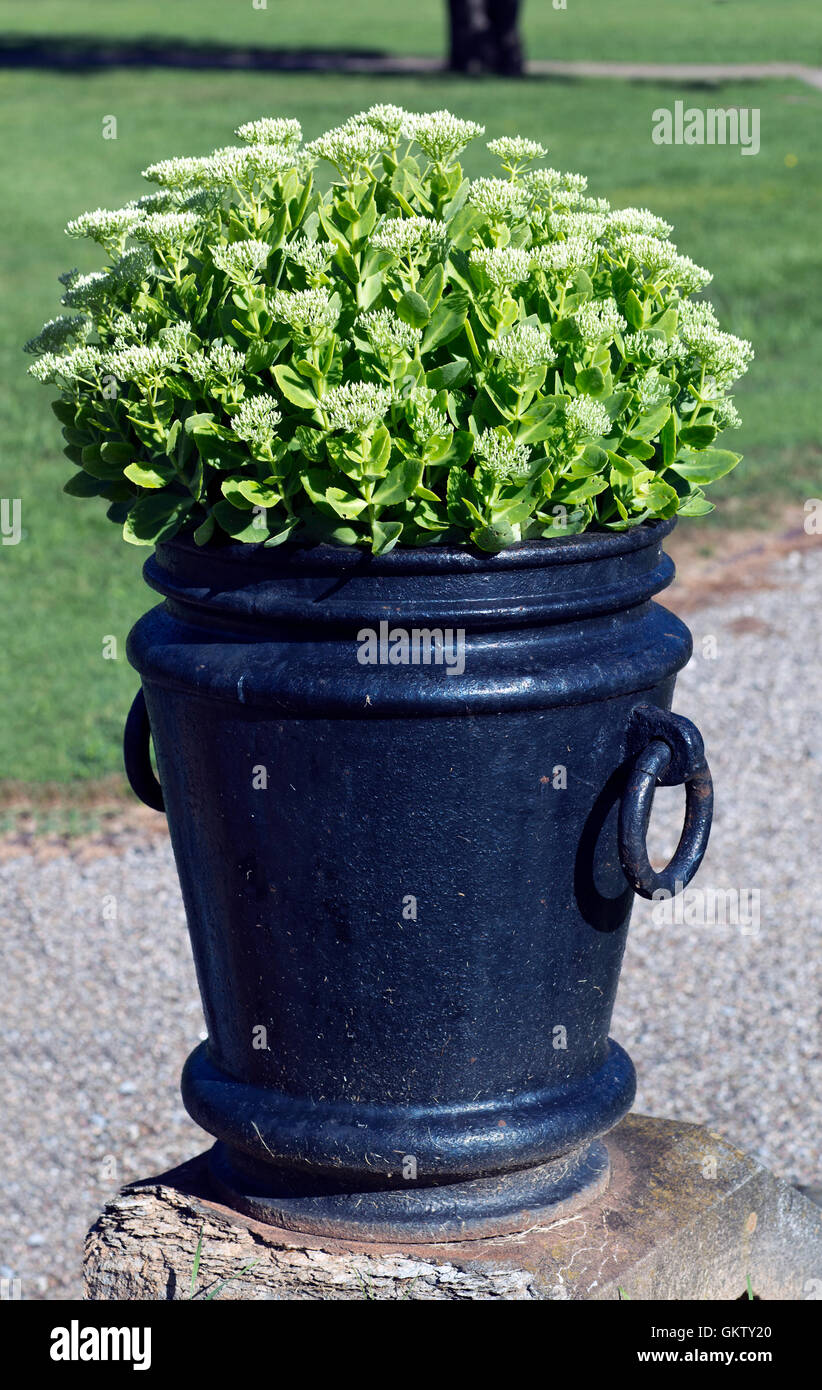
xmin=125 ymin=519 xmax=712 ymax=1241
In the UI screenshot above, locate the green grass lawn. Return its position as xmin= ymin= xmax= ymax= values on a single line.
xmin=1 ymin=64 xmax=820 ymax=782
xmin=2 ymin=0 xmax=820 ymax=64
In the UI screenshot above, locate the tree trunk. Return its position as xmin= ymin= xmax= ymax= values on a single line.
xmin=487 ymin=1 xmax=524 ymax=75
xmin=447 ymin=0 xmax=524 ymax=76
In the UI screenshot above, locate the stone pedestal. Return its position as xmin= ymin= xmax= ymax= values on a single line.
xmin=84 ymin=1114 xmax=822 ymax=1300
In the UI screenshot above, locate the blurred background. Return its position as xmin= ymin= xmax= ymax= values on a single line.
xmin=1 ymin=0 xmax=819 ymax=794
xmin=1 ymin=2 xmax=820 ymax=1301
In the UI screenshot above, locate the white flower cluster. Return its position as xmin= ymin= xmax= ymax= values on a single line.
xmin=130 ymin=191 xmax=176 ymax=214
xmin=579 ymin=196 xmax=612 ymax=215
xmin=133 ymin=211 xmax=202 ymax=252
xmin=27 ymin=345 xmax=103 ymax=384
xmin=677 ymin=299 xmax=720 ymax=332
xmin=371 ymin=216 xmax=445 ymax=257
xmin=108 ymin=312 xmax=148 ymax=343
xmin=322 ymin=381 xmax=392 ymax=432
xmin=268 ymin=287 xmax=338 ymax=335
xmin=60 ymin=270 xmax=113 ymax=309
xmin=677 ymin=303 xmax=753 ymax=385
xmin=623 ymin=330 xmax=671 ymax=363
xmin=574 ymin=297 xmax=627 ymax=348
xmin=155 ymin=322 xmax=193 ymax=357
xmin=474 ymin=429 xmax=532 ymax=480
xmin=491 ymin=323 xmax=556 ymax=371
xmin=65 ymin=206 xmax=144 ymax=247
xmin=306 ymin=122 xmax=384 ymax=175
xmin=487 ymin=135 xmax=547 ymax=166
xmin=470 ymin=246 xmax=531 ymax=287
xmin=549 ymin=210 xmax=609 ymax=241
xmin=285 ymin=236 xmax=333 ymax=276
xmin=565 ymin=395 xmax=611 ymax=439
xmin=212 ymin=238 xmax=270 ymax=281
xmin=666 ymin=256 xmax=713 ymax=294
xmin=357 ymin=309 xmax=422 ymax=357
xmin=361 ymin=104 xmax=409 ymax=140
xmin=24 ymin=314 xmax=91 ymax=355
xmin=533 ymin=237 xmax=596 ymax=276
xmin=607 ymin=207 xmax=673 ymax=240
xmin=235 ymin=116 xmax=302 ymax=148
xmin=210 ymin=143 xmax=299 ymax=185
xmin=232 ymin=395 xmax=283 ymax=449
xmin=709 ymin=396 xmax=742 ymax=429
xmin=403 ymin=110 xmax=485 ymax=163
xmin=187 ymin=342 xmax=246 ymax=381
xmin=142 ymin=143 xmax=296 ymax=193
xmin=405 ymin=387 xmax=452 ymax=447
xmin=526 ymin=169 xmax=587 ymax=207
xmin=179 ymin=188 xmax=224 ymax=216
xmin=636 ymin=371 xmax=671 ymax=410
xmin=141 ymin=155 xmax=216 ymax=190
xmin=101 ymin=342 xmax=178 ymax=381
xmin=616 ymin=235 xmax=712 ymax=292
xmin=109 ymin=246 xmax=155 ymax=285
xmin=468 ymin=177 xmax=529 ymax=222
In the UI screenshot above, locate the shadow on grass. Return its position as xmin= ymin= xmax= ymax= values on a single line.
xmin=0 ymin=35 xmax=446 ymax=74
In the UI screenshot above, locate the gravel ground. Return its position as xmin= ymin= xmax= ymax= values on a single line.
xmin=1 ymin=544 xmax=819 ymax=1300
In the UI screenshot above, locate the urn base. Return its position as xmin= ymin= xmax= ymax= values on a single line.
xmin=207 ymin=1137 xmax=611 ymax=1243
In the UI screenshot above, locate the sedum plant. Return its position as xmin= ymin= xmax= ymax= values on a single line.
xmin=26 ymin=107 xmax=753 ymax=553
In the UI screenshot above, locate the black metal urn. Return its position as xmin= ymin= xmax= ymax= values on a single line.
xmin=125 ymin=519 xmax=712 ymax=1241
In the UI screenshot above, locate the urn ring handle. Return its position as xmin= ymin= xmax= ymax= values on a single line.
xmin=123 ymin=687 xmax=165 ymax=813
xmin=618 ymin=705 xmax=713 ymax=900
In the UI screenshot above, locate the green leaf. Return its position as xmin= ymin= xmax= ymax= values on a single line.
xmin=421 ymin=290 xmax=469 ymax=353
xmin=273 ymin=363 xmax=317 ymax=411
xmin=575 ymin=366 xmax=607 ymax=397
xmin=100 ymin=441 xmax=135 ymax=465
xmin=370 ymin=518 xmax=403 ymax=555
xmin=446 ymin=466 xmax=483 ymax=527
xmin=124 ymin=461 xmax=176 ymax=489
xmin=396 ymin=290 xmax=431 ymax=330
xmin=679 ymin=423 xmax=718 ymax=449
xmin=426 ymin=358 xmax=470 ymax=392
xmin=323 ymin=486 xmax=368 ymax=519
xmin=621 ymin=436 xmax=657 ymax=462
xmin=670 ymin=447 xmax=742 ymax=485
xmin=212 ymin=498 xmax=268 ymax=541
xmin=371 ymin=458 xmax=423 ymax=507
xmin=677 ymin=490 xmax=715 ymax=516
xmin=470 ymin=519 xmax=516 ymax=552
xmin=632 ymin=405 xmax=671 ymax=440
xmin=601 ymin=389 xmax=631 ymax=423
xmin=263 ymin=519 xmax=301 ymax=546
xmin=364 ymin=423 xmax=392 ymax=476
xmin=63 ymin=471 xmax=106 ymax=497
xmin=419 ymin=263 xmax=445 ymax=312
xmin=123 ymin=494 xmax=193 ymax=546
xmin=660 ymin=412 xmax=677 ymax=469
xmin=51 ymin=399 xmax=77 ymax=426
xmin=634 ymin=475 xmax=680 ymax=516
xmin=237 ymin=480 xmax=282 ymax=507
xmin=193 ymin=515 xmax=216 ymax=546
xmin=623 ymin=290 xmax=645 ymax=330
xmin=80 ymin=450 xmax=130 ymax=481
xmin=184 ymin=412 xmax=219 ymax=437
xmin=245 ymin=339 xmax=283 ymax=374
